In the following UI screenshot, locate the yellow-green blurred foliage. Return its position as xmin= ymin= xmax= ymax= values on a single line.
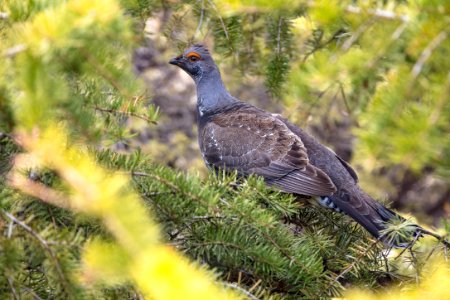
xmin=345 ymin=258 xmax=450 ymax=300
xmin=11 ymin=126 xmax=237 ymax=299
xmin=1 ymin=0 xmax=449 ymax=299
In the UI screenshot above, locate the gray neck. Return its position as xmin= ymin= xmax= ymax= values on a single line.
xmin=195 ymin=67 xmax=236 ymax=114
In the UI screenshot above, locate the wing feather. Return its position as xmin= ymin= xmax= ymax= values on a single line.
xmin=200 ymin=108 xmax=337 ymax=196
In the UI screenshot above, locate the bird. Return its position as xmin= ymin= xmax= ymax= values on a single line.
xmin=167 ymin=43 xmax=419 ymax=248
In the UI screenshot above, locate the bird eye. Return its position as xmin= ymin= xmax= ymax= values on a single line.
xmin=186 ymin=52 xmax=201 ymax=62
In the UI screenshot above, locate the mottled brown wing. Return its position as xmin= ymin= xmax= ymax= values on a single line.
xmin=200 ymin=111 xmax=336 ymax=196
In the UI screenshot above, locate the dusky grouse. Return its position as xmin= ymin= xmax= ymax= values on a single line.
xmin=168 ymin=44 xmax=419 ymax=247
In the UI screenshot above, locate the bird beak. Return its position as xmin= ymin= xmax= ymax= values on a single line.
xmin=169 ymin=55 xmax=183 ymax=66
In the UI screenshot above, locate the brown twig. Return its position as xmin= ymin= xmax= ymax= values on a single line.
xmin=418 ymin=227 xmax=450 ymax=248
xmin=78 ymin=47 xmax=132 ymax=99
xmin=337 ymin=82 xmax=353 ymax=118
xmin=302 ymin=30 xmax=346 ymax=62
xmin=3 ymin=44 xmax=27 ymax=58
xmin=298 ymin=82 xmax=336 ymax=127
xmin=6 ymin=275 xmax=19 ymax=300
xmin=339 ymin=18 xmax=375 ymax=53
xmin=411 ymin=31 xmax=448 ymax=79
xmin=345 ymin=5 xmax=409 ymax=22
xmin=194 ymin=0 xmax=205 ymax=39
xmin=1 ymin=210 xmax=72 ymax=297
xmin=0 ymin=132 xmax=16 ymax=142
xmin=93 ymin=106 xmax=157 ymax=124
xmin=208 ymin=0 xmax=229 ymax=41
xmin=8 ymin=172 xmax=70 ymax=210
xmin=276 ymin=17 xmax=283 ymax=54
xmin=21 ymin=287 xmax=44 ymax=300
xmin=224 ymin=282 xmax=259 ymax=300
xmin=364 ymin=21 xmax=408 ymax=70
xmin=325 ymin=238 xmax=380 ymax=290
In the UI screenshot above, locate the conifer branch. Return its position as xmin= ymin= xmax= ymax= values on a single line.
xmin=411 ymin=31 xmax=448 ymax=79
xmin=390 ymin=21 xmax=409 ymax=40
xmin=93 ymin=106 xmax=157 ymax=124
xmin=224 ymin=282 xmax=259 ymax=300
xmin=208 ymin=0 xmax=229 ymax=41
xmin=3 ymin=44 xmax=27 ymax=58
xmin=364 ymin=21 xmax=409 ymax=69
xmin=133 ymin=170 xmax=316 ymax=280
xmin=132 ymin=171 xmax=220 ymax=212
xmin=338 ymin=82 xmax=353 ymax=118
xmin=325 ymin=238 xmax=380 ymax=290
xmin=0 ymin=132 xmax=15 ymax=141
xmin=429 ymin=71 xmax=450 ymax=124
xmin=21 ymin=288 xmax=44 ymax=300
xmin=194 ymin=0 xmax=205 ymax=38
xmin=417 ymin=228 xmax=450 ymax=248
xmin=78 ymin=47 xmax=130 ymax=98
xmin=192 ymin=240 xmax=280 ymax=268
xmin=6 ymin=276 xmax=19 ymax=300
xmin=1 ymin=210 xmax=71 ymax=297
xmin=276 ymin=17 xmax=283 ymax=54
xmin=217 ymin=197 xmax=316 ymax=281
xmin=191 ymin=215 xmax=231 ymax=221
xmin=345 ymin=5 xmax=409 ymax=22
xmin=302 ymin=30 xmax=347 ymax=62
xmin=340 ymin=19 xmax=375 ymax=53
xmin=8 ymin=172 xmax=70 ymax=210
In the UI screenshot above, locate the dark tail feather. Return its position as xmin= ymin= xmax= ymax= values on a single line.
xmin=329 ymin=190 xmax=421 ymax=248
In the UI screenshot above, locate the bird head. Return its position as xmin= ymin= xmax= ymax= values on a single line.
xmin=169 ymin=44 xmax=216 ymax=82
